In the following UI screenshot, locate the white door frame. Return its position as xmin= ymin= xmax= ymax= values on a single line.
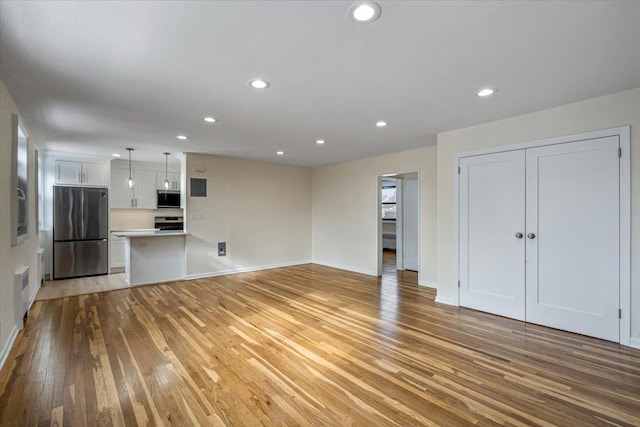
xmin=403 ymin=177 xmax=419 ymax=271
xmin=395 ymin=178 xmax=404 ymax=271
xmin=453 ymin=126 xmax=631 ymax=347
xmin=377 ymin=170 xmax=420 ymax=276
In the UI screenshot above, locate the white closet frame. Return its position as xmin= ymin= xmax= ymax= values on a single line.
xmin=453 ymin=126 xmax=631 ymax=347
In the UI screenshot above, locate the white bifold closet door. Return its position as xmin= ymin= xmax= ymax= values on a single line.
xmin=459 ymin=150 xmax=526 ymax=320
xmin=459 ymin=136 xmax=620 ymax=341
xmin=525 ymin=136 xmax=619 ymax=341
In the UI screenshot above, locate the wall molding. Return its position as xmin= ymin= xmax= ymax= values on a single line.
xmin=0 ymin=326 xmax=20 ymax=372
xmin=434 ymin=294 xmax=458 ymax=306
xmin=628 ymin=337 xmax=640 ymax=350
xmin=311 ymin=261 xmax=377 ymax=277
xmin=418 ymin=279 xmax=438 ymax=289
xmin=185 ymin=260 xmax=312 ymax=280
xmin=27 ymin=283 xmax=40 ymax=313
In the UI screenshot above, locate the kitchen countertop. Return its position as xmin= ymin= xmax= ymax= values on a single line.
xmin=111 ymin=228 xmax=159 ymax=233
xmin=112 ymin=230 xmax=188 ymax=237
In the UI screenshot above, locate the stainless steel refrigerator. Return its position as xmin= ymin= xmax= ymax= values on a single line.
xmin=53 ymin=186 xmax=109 ymax=279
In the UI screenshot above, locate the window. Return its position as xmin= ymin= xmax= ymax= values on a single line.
xmin=381 ymin=181 xmax=396 ymax=219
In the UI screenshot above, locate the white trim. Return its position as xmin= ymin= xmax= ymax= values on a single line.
xmin=312 ymin=261 xmax=377 ymax=277
xmin=376 ymin=169 xmax=420 ymax=277
xmin=454 ymin=126 xmax=630 ymax=159
xmin=376 ymin=175 xmax=383 ymax=276
xmin=185 ymin=260 xmax=312 ymax=280
xmin=618 ymin=126 xmax=631 ymax=347
xmin=628 ymin=337 xmax=640 ymax=350
xmin=435 ymin=295 xmax=457 ymax=306
xmin=0 ymin=326 xmax=20 ymax=372
xmin=453 ymin=126 xmax=632 ymax=347
xmin=418 ymin=279 xmax=439 ymax=289
xmin=453 ymin=151 xmax=461 ymax=307
xmin=27 ymin=284 xmax=40 ymax=313
xmin=396 ymin=178 xmax=404 ymax=271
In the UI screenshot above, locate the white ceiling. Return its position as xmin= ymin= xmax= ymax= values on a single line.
xmin=1 ymin=1 xmax=639 ymax=167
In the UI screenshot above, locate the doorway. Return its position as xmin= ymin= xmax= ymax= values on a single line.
xmin=377 ymin=171 xmax=419 ymax=279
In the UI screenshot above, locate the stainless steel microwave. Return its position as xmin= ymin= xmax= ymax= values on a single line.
xmin=157 ymin=191 xmax=181 ymax=208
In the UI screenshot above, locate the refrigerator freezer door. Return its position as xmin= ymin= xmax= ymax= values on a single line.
xmin=53 ymin=240 xmax=109 ymax=279
xmin=83 ymin=188 xmax=109 ymax=240
xmin=53 ymin=186 xmax=83 ymax=241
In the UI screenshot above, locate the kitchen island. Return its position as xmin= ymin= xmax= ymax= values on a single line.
xmin=112 ymin=230 xmax=187 ymax=286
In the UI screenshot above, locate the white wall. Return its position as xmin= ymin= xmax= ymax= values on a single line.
xmin=184 ymin=153 xmax=312 ymax=277
xmin=311 ymin=145 xmax=437 ymax=284
xmin=436 ymin=88 xmax=640 ymax=338
xmin=0 ymin=80 xmax=40 ymax=362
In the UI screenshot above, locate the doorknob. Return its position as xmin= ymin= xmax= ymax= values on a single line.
xmin=515 ymin=232 xmax=523 ymax=239
xmin=527 ymin=233 xmax=536 ymax=239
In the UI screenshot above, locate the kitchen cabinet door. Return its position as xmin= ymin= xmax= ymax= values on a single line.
xmin=157 ymin=172 xmax=180 ymax=191
xmin=134 ymin=169 xmax=158 ymax=209
xmin=110 ymin=168 xmax=135 ymax=208
xmin=83 ymin=163 xmax=109 ymax=186
xmin=110 ymin=235 xmax=125 ymax=269
xmin=55 ymin=160 xmax=82 ymax=185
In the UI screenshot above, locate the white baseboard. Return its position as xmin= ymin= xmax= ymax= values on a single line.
xmin=418 ymin=279 xmax=438 ymax=289
xmin=0 ymin=325 xmax=20 ymax=372
xmin=185 ymin=260 xmax=312 ymax=280
xmin=628 ymin=337 xmax=640 ymax=350
xmin=27 ymin=283 xmax=40 ymax=313
xmin=311 ymin=261 xmax=377 ymax=277
xmin=435 ymin=294 xmax=458 ymax=306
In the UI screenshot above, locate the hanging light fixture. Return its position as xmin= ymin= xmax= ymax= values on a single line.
xmin=163 ymin=152 xmax=170 ymax=191
xmin=126 ymin=148 xmax=134 ymax=189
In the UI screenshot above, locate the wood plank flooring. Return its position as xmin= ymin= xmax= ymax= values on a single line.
xmin=1 ymin=260 xmax=639 ymax=426
xmin=36 ymin=273 xmax=128 ymax=301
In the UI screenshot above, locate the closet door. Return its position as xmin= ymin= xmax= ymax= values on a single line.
xmin=525 ymin=136 xmax=619 ymax=341
xmin=459 ymin=151 xmax=526 ymax=320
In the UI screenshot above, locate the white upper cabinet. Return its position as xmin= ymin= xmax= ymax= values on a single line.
xmin=110 ymin=167 xmax=158 ymax=209
xmin=135 ymin=170 xmax=158 ymax=209
xmin=55 ymin=160 xmax=108 ymax=186
xmin=156 ymin=172 xmax=180 ymax=191
xmin=110 ymin=168 xmax=135 ymax=208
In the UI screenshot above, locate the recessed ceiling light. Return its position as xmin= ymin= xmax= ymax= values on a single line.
xmin=204 ymin=116 xmax=217 ymax=123
xmin=112 ymin=153 xmax=121 ymax=157
xmin=276 ymin=151 xmax=284 ymax=156
xmin=316 ymin=139 xmax=326 ymax=145
xmin=477 ymin=88 xmax=496 ymax=97
xmin=176 ymin=135 xmax=188 ymax=140
xmin=349 ymin=1 xmax=381 ymax=23
xmin=376 ymin=121 xmax=388 ymax=127
xmin=249 ymin=79 xmax=270 ymax=89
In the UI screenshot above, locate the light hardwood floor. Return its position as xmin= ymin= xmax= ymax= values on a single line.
xmin=36 ymin=273 xmax=128 ymax=301
xmin=1 ymin=260 xmax=639 ymax=425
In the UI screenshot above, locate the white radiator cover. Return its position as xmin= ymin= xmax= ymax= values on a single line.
xmin=14 ymin=266 xmax=29 ymax=328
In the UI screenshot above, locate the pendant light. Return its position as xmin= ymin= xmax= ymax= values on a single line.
xmin=163 ymin=152 xmax=170 ymax=191
xmin=126 ymin=148 xmax=135 ymax=189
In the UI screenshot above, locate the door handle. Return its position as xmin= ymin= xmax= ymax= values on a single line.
xmin=527 ymin=233 xmax=536 ymax=239
xmin=515 ymin=232 xmax=523 ymax=239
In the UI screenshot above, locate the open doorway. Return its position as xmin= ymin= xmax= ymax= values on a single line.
xmin=377 ymin=171 xmax=419 ymax=279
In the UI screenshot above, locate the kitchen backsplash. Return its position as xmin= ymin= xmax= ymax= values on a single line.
xmin=110 ymin=209 xmax=183 ymax=231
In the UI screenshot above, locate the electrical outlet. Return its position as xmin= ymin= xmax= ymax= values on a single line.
xmin=218 ymin=242 xmax=226 ymax=256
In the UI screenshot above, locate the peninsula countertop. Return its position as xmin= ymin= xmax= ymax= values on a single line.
xmin=112 ymin=230 xmax=188 ymax=238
